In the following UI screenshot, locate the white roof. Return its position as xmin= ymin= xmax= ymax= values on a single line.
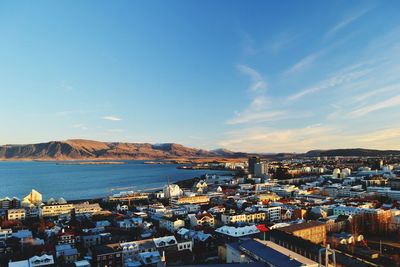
xmin=8 ymin=260 xmax=29 ymax=267
xmin=74 ymin=260 xmax=91 ymax=267
xmin=215 ymin=225 xmax=259 ymax=237
xmin=153 ymin=236 xmax=177 ymax=247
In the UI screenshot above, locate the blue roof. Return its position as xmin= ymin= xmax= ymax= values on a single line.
xmin=239 ymin=240 xmax=304 ymax=267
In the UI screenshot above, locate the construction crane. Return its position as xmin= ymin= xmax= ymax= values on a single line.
xmin=167 ymin=176 xmax=172 ymax=208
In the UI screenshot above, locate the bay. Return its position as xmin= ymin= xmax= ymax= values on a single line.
xmin=0 ymin=161 xmax=232 ymax=201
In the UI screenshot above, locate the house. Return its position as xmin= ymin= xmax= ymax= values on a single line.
xmin=116 ymin=218 xmax=143 ymax=229
xmin=208 ymin=205 xmax=226 ymax=214
xmin=177 ymin=228 xmax=213 ymax=243
xmin=9 ymin=254 xmax=55 ymax=267
xmin=188 ymin=212 xmax=215 ymax=228
xmin=329 ymin=232 xmax=364 ymax=245
xmin=195 ymin=180 xmax=208 ymax=193
xmin=91 ymin=243 xmax=123 ymax=267
xmin=81 ymin=233 xmax=112 ymax=248
xmin=0 ymin=227 xmax=12 ymax=240
xmin=58 ymin=231 xmax=76 ymax=245
xmin=116 ymin=204 xmax=129 ymax=212
xmin=159 ymin=217 xmax=185 ymax=233
xmin=138 ymin=251 xmax=163 ymax=266
xmin=280 ymin=209 xmax=292 ymax=221
xmin=153 ymin=235 xmax=193 ymax=253
xmin=55 ymin=244 xmax=79 ymax=264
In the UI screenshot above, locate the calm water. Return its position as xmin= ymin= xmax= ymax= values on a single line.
xmin=0 ymin=161 xmax=231 ymax=201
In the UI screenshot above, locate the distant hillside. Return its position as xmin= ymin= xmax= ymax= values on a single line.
xmin=0 ymin=139 xmax=246 ymax=160
xmin=305 ymin=148 xmax=400 ymax=157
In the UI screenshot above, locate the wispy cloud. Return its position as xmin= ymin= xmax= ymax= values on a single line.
xmin=102 ymin=116 xmax=122 ymax=121
xmin=236 ymin=64 xmax=267 ymax=92
xmin=349 ymin=94 xmax=400 ymax=117
xmin=220 ymin=125 xmax=400 ymax=153
xmin=269 ymin=32 xmax=298 ymax=53
xmin=353 ymin=83 xmax=400 ymax=102
xmin=284 ymin=52 xmax=321 ymax=75
xmin=287 ymin=63 xmax=373 ymax=101
xmin=226 ymin=110 xmax=287 ymax=125
xmin=324 ymin=7 xmax=371 ymax=39
xmin=227 ymin=65 xmax=287 ymax=125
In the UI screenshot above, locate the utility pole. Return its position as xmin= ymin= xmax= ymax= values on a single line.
xmin=318 ymin=244 xmax=336 ymax=267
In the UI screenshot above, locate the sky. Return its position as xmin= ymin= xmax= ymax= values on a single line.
xmin=1 ymin=0 xmax=400 ymax=152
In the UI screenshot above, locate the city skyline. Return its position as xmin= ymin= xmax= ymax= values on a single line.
xmin=1 ymin=1 xmax=400 ymax=152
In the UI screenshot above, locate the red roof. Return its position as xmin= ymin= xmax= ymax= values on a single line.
xmin=256 ymin=224 xmax=269 ymax=232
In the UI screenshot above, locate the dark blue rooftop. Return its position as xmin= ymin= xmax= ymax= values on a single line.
xmin=238 ymin=240 xmax=304 ymax=267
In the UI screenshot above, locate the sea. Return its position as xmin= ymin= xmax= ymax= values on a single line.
xmin=0 ymin=161 xmax=233 ymax=201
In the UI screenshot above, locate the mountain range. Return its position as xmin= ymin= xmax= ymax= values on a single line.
xmin=0 ymin=139 xmax=246 ymax=160
xmin=0 ymin=139 xmax=399 ymax=160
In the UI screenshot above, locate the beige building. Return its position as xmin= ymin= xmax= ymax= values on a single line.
xmin=159 ymin=217 xmax=185 ymax=232
xmin=280 ymin=221 xmax=326 ymax=245
xmin=188 ymin=212 xmax=215 ymax=228
xmin=7 ymin=209 xmax=26 ymax=220
xmin=73 ymin=202 xmax=102 ymax=214
xmin=177 ymin=195 xmax=209 ymax=205
xmin=40 ymin=203 xmax=74 ymax=217
xmin=221 ymin=212 xmax=266 ymax=224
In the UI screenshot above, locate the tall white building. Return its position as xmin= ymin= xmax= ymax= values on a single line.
xmin=163 ymin=184 xmax=183 ymax=198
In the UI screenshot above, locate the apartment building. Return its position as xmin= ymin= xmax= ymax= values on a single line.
xmin=279 ymin=221 xmax=326 ymax=245
xmin=221 ymin=212 xmax=266 ymax=225
xmin=258 ymin=206 xmax=281 ymax=223
xmin=7 ymin=208 xmax=26 ymax=220
xmin=73 ymin=202 xmax=102 ymax=215
xmin=176 ymin=195 xmax=209 ymax=205
xmin=40 ymin=203 xmax=74 ymax=217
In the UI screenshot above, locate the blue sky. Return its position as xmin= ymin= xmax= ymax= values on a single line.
xmin=1 ymin=0 xmax=400 ymax=152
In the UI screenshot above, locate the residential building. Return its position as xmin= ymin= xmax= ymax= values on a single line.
xmin=279 ymin=221 xmax=326 ymax=245
xmin=215 ymin=225 xmax=260 ymax=239
xmin=188 ymin=212 xmax=215 ymax=228
xmin=176 ymin=195 xmax=209 ymax=205
xmin=259 ymin=206 xmax=281 ymax=223
xmin=159 ymin=217 xmax=185 ymax=232
xmin=248 ymin=156 xmax=260 ymax=175
xmin=40 ymin=203 xmax=74 ymax=217
xmin=91 ymin=243 xmax=123 ymax=267
xmin=0 ymin=227 xmax=12 ymax=240
xmin=7 ymin=208 xmax=26 ymax=220
xmin=221 ymin=212 xmax=266 ymax=225
xmin=73 ymin=202 xmax=102 ymax=215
